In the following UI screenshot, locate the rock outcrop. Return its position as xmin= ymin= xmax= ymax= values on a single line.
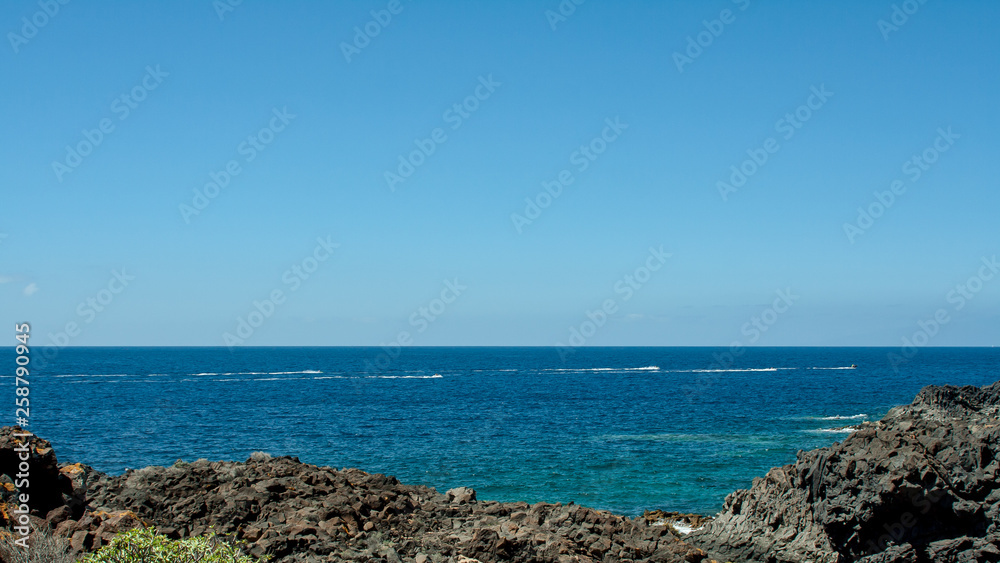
xmin=0 ymin=427 xmax=86 ymax=526
xmin=689 ymin=381 xmax=1000 ymax=562
xmin=79 ymin=456 xmax=708 ymax=562
xmin=0 ymin=426 xmax=708 ymax=563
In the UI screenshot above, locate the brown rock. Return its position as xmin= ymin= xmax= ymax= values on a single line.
xmin=46 ymin=504 xmax=72 ymax=526
xmin=69 ymin=530 xmax=91 ymax=551
xmin=446 ymin=487 xmax=477 ymax=505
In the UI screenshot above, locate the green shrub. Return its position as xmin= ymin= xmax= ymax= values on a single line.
xmin=81 ymin=528 xmax=266 ymax=563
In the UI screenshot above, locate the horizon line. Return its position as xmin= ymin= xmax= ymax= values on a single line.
xmin=7 ymin=345 xmax=998 ymax=349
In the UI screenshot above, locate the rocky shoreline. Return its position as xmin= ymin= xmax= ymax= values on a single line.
xmin=2 ymin=379 xmax=998 ymax=562
xmin=690 ymin=380 xmax=1000 ymax=563
xmin=0 ymin=431 xmax=709 ymax=563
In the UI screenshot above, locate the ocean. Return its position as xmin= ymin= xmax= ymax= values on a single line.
xmin=17 ymin=346 xmax=999 ymax=516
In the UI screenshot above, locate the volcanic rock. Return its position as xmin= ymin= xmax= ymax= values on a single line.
xmin=689 ymin=381 xmax=1000 ymax=562
xmin=0 ymin=433 xmax=707 ymax=563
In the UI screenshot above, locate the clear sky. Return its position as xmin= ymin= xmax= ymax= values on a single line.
xmin=2 ymin=0 xmax=998 ymax=347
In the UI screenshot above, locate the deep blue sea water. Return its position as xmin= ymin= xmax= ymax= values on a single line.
xmin=12 ymin=347 xmax=999 ymax=516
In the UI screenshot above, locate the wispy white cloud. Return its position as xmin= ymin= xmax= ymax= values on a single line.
xmin=23 ymin=283 xmax=39 ymax=297
xmin=0 ymin=275 xmax=13 ymax=284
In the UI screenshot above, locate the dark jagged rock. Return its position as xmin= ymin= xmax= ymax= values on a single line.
xmin=77 ymin=455 xmax=708 ymax=562
xmin=0 ymin=432 xmax=708 ymax=563
xmin=0 ymin=427 xmax=84 ymax=524
xmin=689 ymin=381 xmax=1000 ymax=563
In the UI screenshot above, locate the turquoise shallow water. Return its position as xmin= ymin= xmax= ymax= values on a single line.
xmin=16 ymin=346 xmax=999 ymax=515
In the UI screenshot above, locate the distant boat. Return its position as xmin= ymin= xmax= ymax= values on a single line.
xmin=850 ymin=364 xmax=857 ymax=369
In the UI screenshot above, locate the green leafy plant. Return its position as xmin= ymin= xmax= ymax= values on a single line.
xmin=80 ymin=527 xmax=267 ymax=563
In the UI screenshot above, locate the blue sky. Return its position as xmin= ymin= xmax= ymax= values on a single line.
xmin=2 ymin=0 xmax=998 ymax=347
